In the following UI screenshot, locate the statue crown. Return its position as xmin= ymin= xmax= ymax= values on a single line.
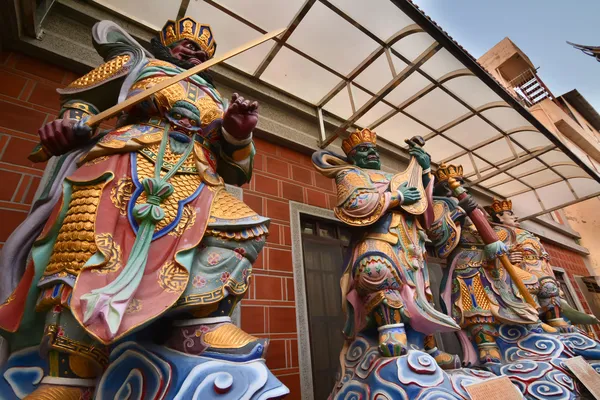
xmin=485 ymin=198 xmax=513 ymax=214
xmin=434 ymin=163 xmax=463 ymax=182
xmin=342 ymin=128 xmax=377 ymax=156
xmin=160 ymin=17 xmax=217 ymax=59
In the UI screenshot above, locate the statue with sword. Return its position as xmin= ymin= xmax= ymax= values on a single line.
xmin=0 ymin=17 xmax=288 ymax=399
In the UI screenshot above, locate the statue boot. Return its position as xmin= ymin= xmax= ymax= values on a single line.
xmin=538 ymin=277 xmax=577 ymax=333
xmin=167 ymin=311 xmax=269 ymax=360
xmin=24 ymin=350 xmax=100 ymax=400
xmin=424 ymin=334 xmax=461 ymax=370
xmin=24 ymin=384 xmax=94 ymax=399
xmin=469 ymin=323 xmax=501 ymax=364
xmin=373 ymin=300 xmax=408 ymax=357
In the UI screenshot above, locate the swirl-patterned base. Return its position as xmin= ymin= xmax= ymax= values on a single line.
xmin=0 ymin=346 xmax=48 ymax=398
xmin=334 ymin=328 xmax=600 ymax=400
xmin=332 ymin=334 xmax=493 ymax=400
xmin=95 ymin=341 xmax=289 ymax=399
xmin=0 ymin=343 xmax=288 ymax=399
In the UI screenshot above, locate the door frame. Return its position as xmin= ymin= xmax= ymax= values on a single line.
xmin=552 ymin=266 xmax=586 ymax=313
xmin=289 ymin=201 xmax=337 ymax=400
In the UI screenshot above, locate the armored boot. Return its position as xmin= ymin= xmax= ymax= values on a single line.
xmin=538 ymin=277 xmax=576 ymax=333
xmin=25 ymin=308 xmax=106 ymax=398
xmin=373 ymin=300 xmax=408 ymax=357
xmin=24 ymin=351 xmax=98 ymax=400
xmin=469 ymin=323 xmax=501 ymax=364
xmin=167 ymin=315 xmax=268 ymax=360
xmin=424 ymin=334 xmax=461 ymax=369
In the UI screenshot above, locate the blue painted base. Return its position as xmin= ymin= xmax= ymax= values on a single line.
xmin=332 ymin=325 xmax=600 ymax=400
xmin=96 ymin=341 xmax=289 ymax=399
xmin=0 ymin=342 xmax=289 ymax=399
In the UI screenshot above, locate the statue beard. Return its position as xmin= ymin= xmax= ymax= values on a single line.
xmin=150 ymin=37 xmax=215 ymax=87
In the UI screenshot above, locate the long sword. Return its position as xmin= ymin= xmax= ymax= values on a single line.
xmin=29 ymin=28 xmax=285 ymax=162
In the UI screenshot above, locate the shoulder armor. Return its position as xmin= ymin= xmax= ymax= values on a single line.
xmin=208 ymin=188 xmax=269 ymax=229
xmin=60 ymin=55 xmax=133 ymax=92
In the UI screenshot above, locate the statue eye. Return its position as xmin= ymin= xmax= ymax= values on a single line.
xmin=190 ymin=120 xmax=197 ymax=126
xmin=173 ymin=113 xmax=182 ymax=119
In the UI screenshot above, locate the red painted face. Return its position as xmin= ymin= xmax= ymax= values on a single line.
xmin=169 ymin=39 xmax=208 ymax=65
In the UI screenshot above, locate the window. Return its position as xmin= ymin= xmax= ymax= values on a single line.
xmin=554 ymin=270 xmax=577 ymax=309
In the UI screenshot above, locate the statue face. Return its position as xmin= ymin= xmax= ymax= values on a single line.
xmin=349 ymin=144 xmax=380 ymax=170
xmin=496 ymin=210 xmax=520 ymax=227
xmin=169 ymin=39 xmax=208 ymax=66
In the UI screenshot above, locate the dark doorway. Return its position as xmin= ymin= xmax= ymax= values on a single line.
xmin=300 ymin=216 xmax=350 ymax=400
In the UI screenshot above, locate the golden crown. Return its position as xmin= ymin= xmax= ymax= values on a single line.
xmin=434 ymin=163 xmax=464 ymax=183
xmin=485 ymin=198 xmax=513 ymax=214
xmin=342 ymin=128 xmax=377 ymax=156
xmin=160 ymin=17 xmax=217 ymax=58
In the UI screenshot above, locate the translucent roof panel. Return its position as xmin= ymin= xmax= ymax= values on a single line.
xmin=323 ymin=86 xmax=353 ymax=120
xmin=443 ymin=116 xmax=500 ymax=148
xmin=353 ymin=86 xmax=394 ymax=127
xmin=442 ymin=76 xmax=504 ymax=109
xmin=520 ymin=169 xmax=562 ymax=188
xmin=535 ymin=181 xmax=576 ymax=209
xmin=570 ymin=178 xmax=600 ymax=197
xmin=287 ymin=1 xmax=379 ymax=76
xmin=424 ymin=135 xmax=462 ymax=163
xmin=474 ymin=139 xmax=515 ymax=164
xmin=212 ymin=0 xmax=306 ymax=32
xmin=186 ymin=1 xmax=276 ymax=74
xmin=375 ymin=112 xmax=430 ymax=142
xmin=553 ymin=165 xmax=589 ymax=179
xmin=404 ymin=88 xmax=469 ymax=130
xmin=384 ymin=72 xmax=431 ymax=106
xmin=480 ymin=172 xmax=512 ymax=188
xmin=98 ymin=0 xmax=600 ymax=220
xmin=481 ymin=107 xmax=534 ymax=131
xmin=392 ymin=32 xmax=436 ymax=61
xmin=261 ymin=47 xmax=340 ymax=103
xmin=492 ymin=180 xmax=530 ymax=197
xmin=507 ymin=159 xmax=545 ymax=177
xmin=328 ymin=0 xmax=414 ymax=41
xmin=354 ymin=53 xmax=396 ymax=93
xmin=420 ymin=48 xmax=467 ymax=80
xmin=93 ymin=0 xmax=179 ymax=30
xmin=510 ymin=131 xmax=553 ymax=152
xmin=512 ymin=191 xmax=544 ymax=217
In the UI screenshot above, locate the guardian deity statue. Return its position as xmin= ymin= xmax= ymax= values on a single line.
xmin=313 ymin=137 xmax=600 ymax=400
xmin=313 ymin=129 xmax=461 ymax=370
xmin=484 ymin=198 xmax=599 ymax=331
xmin=0 ymin=17 xmax=288 ymax=399
xmin=429 ymin=164 xmax=599 ymax=366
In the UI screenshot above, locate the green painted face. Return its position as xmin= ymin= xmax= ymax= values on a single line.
xmin=349 ymin=143 xmax=381 ymax=170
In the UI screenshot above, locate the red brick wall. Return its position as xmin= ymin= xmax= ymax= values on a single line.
xmin=240 ymin=138 xmax=337 ymax=399
xmin=543 ymin=241 xmax=600 ymax=336
xmin=0 ymin=51 xmax=81 ymax=247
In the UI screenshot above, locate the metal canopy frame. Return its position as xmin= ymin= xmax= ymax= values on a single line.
xmin=83 ymin=0 xmax=600 ymax=220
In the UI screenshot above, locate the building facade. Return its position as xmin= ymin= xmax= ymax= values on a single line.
xmin=1 ymin=1 xmax=600 ymax=399
xmin=478 ymin=37 xmax=600 ymax=332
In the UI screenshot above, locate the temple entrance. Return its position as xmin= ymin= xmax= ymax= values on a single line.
xmin=300 ymin=216 xmax=350 ymax=400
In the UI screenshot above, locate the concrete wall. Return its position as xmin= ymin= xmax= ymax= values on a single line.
xmin=564 ymin=198 xmax=600 ymax=276
xmin=530 ymin=98 xmax=600 ymax=163
xmin=478 ymin=37 xmax=535 ymax=86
